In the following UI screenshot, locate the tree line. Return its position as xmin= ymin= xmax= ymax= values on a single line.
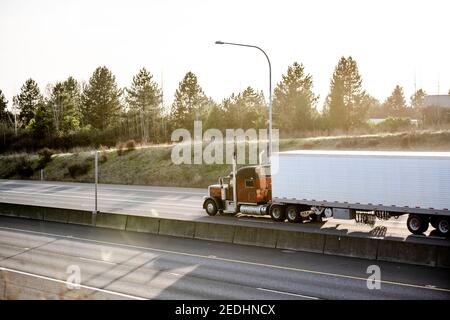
xmin=0 ymin=57 xmax=447 ymax=152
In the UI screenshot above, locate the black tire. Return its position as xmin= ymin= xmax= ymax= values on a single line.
xmin=435 ymin=217 xmax=450 ymax=237
xmin=270 ymin=204 xmax=286 ymax=222
xmin=407 ymin=214 xmax=429 ymax=235
xmin=430 ymin=216 xmax=439 ymax=229
xmin=286 ymin=205 xmax=301 ymax=223
xmin=204 ymin=199 xmax=218 ymax=216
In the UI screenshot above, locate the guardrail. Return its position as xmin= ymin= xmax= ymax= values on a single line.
xmin=0 ymin=202 xmax=449 ymax=268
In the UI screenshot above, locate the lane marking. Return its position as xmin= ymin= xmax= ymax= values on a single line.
xmin=0 ymin=225 xmax=449 ymax=294
xmin=0 ymin=266 xmax=147 ymax=300
xmin=79 ymin=257 xmax=117 ymax=265
xmin=257 ymin=287 xmax=319 ymax=300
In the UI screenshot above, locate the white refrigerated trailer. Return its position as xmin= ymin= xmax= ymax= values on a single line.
xmin=271 ymin=150 xmax=450 ymax=236
xmin=203 ymin=150 xmax=450 ymax=236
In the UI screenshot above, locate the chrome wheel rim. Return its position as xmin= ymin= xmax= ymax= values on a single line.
xmin=409 ymin=217 xmax=421 ymax=231
xmin=287 ymin=208 xmax=297 ymax=220
xmin=438 ymin=220 xmax=449 ymax=234
xmin=272 ymin=208 xmax=281 ymax=219
xmin=207 ymin=203 xmax=215 ymax=213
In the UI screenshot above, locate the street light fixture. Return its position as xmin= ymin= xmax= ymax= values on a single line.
xmin=215 ymin=40 xmax=273 ymax=163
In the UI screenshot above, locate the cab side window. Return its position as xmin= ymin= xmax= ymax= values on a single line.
xmin=245 ymin=179 xmax=255 ymax=188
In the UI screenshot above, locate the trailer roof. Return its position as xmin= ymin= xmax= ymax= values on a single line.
xmin=277 ymin=150 xmax=450 ymax=158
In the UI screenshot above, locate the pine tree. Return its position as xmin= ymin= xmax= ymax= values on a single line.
xmin=222 ymin=87 xmax=267 ymax=130
xmin=273 ymin=62 xmax=318 ymax=132
xmin=410 ymin=89 xmax=427 ymax=109
xmin=126 ymin=68 xmax=162 ymax=143
xmin=48 ymin=77 xmax=82 ymax=133
xmin=0 ymin=89 xmax=10 ymax=124
xmin=81 ymin=66 xmax=122 ymax=131
xmin=324 ymin=57 xmax=366 ymax=130
xmin=384 ymin=85 xmax=407 ymax=116
xmin=14 ymin=79 xmax=43 ymax=128
xmin=27 ymin=101 xmax=54 ymax=138
xmin=170 ymin=72 xmax=208 ymax=132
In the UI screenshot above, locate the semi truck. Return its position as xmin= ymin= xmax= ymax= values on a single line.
xmin=202 ymin=150 xmax=450 ymax=237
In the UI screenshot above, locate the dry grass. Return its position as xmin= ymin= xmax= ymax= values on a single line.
xmin=1 ymin=129 xmax=449 ymax=188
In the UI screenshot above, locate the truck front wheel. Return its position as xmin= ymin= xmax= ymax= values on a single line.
xmin=204 ymin=199 xmax=218 ymax=216
xmin=407 ymin=214 xmax=429 ymax=235
xmin=270 ymin=205 xmax=286 ymax=222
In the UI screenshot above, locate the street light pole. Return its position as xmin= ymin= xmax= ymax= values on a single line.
xmin=215 ymin=41 xmax=272 ymax=163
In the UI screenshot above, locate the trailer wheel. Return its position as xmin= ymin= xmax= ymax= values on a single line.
xmin=286 ymin=205 xmax=301 ymax=223
xmin=270 ymin=205 xmax=286 ymax=222
xmin=430 ymin=216 xmax=439 ymax=229
xmin=407 ymin=214 xmax=429 ymax=235
xmin=436 ymin=217 xmax=449 ymax=237
xmin=204 ymin=199 xmax=218 ymax=216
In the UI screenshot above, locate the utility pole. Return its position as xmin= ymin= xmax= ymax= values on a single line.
xmin=93 ymin=150 xmax=98 ymax=216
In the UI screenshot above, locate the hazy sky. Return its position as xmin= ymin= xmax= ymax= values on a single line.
xmin=1 ymin=0 xmax=449 ymax=111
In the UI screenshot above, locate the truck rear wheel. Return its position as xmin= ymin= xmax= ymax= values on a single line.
xmin=407 ymin=214 xmax=429 ymax=235
xmin=270 ymin=205 xmax=286 ymax=222
xmin=436 ymin=217 xmax=449 ymax=237
xmin=204 ymin=199 xmax=218 ymax=216
xmin=286 ymin=205 xmax=301 ymax=223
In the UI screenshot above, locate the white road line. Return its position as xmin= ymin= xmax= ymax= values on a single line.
xmin=0 ymin=266 xmax=147 ymax=300
xmin=257 ymin=287 xmax=319 ymax=300
xmin=0 ymin=225 xmax=449 ymax=294
xmin=79 ymin=257 xmax=117 ymax=265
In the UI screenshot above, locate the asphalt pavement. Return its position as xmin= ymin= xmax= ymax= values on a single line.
xmin=0 ymin=216 xmax=449 ymax=300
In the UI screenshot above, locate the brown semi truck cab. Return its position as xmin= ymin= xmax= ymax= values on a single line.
xmin=203 ymin=165 xmax=272 ymax=216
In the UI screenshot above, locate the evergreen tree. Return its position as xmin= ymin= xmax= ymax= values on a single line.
xmin=170 ymin=72 xmax=208 ymax=132
xmin=81 ymin=66 xmax=122 ymax=131
xmin=0 ymin=89 xmax=11 ymax=124
xmin=126 ymin=68 xmax=162 ymax=143
xmin=204 ymin=101 xmax=225 ymax=131
xmin=222 ymin=87 xmax=267 ymax=130
xmin=27 ymin=101 xmax=54 ymax=138
xmin=324 ymin=57 xmax=366 ymax=130
xmin=383 ymin=85 xmax=407 ymax=116
xmin=14 ymin=79 xmax=43 ymax=128
xmin=410 ymin=89 xmax=427 ymax=109
xmin=48 ymin=77 xmax=82 ymax=133
xmin=273 ymin=62 xmax=318 ymax=132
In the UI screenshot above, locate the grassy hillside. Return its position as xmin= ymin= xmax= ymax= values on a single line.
xmin=1 ymin=130 xmax=449 ymax=188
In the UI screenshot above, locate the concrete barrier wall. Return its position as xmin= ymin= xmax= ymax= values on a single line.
xmin=0 ymin=202 xmax=449 ymax=268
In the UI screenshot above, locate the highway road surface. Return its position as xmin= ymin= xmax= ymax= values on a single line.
xmin=0 ymin=216 xmax=449 ymax=300
xmin=0 ymin=179 xmax=435 ymax=241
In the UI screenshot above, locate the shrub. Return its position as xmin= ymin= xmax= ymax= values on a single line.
xmin=376 ymin=117 xmax=412 ymax=132
xmin=99 ymin=146 xmax=108 ymax=163
xmin=15 ymin=156 xmax=34 ymax=177
xmin=36 ymin=148 xmax=54 ymax=169
xmin=67 ymin=162 xmax=91 ymax=178
xmin=116 ymin=142 xmax=125 ymax=156
xmin=125 ymin=139 xmax=136 ymax=151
